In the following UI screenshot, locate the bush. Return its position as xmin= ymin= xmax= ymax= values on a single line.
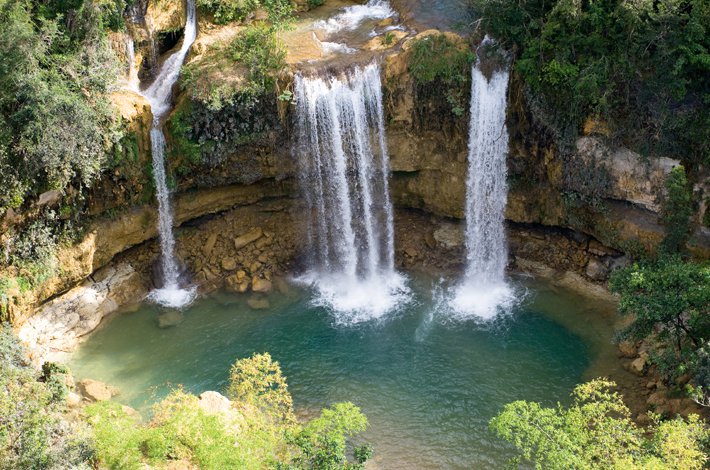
xmin=610 ymin=257 xmax=710 ymax=389
xmin=88 ymin=353 xmax=372 ymax=469
xmin=661 ymin=165 xmax=694 ymax=254
xmin=491 ymin=379 xmax=710 ymax=469
xmin=0 ymin=325 xmax=93 ymax=468
xmin=408 ymin=34 xmax=474 ymax=117
xmin=196 ymin=0 xmax=293 ymax=26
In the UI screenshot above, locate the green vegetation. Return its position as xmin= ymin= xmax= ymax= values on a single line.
xmin=88 ymin=353 xmax=372 ymax=469
xmin=660 ymin=165 xmax=694 ymax=254
xmin=196 ymin=0 xmax=293 ymax=26
xmin=0 ymin=325 xmax=92 ymax=468
xmin=0 ymin=0 xmax=124 ymax=213
xmin=470 ymin=0 xmax=710 ymax=165
xmin=182 ymin=23 xmax=287 ymax=111
xmin=610 ymin=257 xmax=710 ymax=391
xmin=491 ymin=379 xmax=709 ymax=469
xmin=407 ymin=34 xmax=474 ymax=117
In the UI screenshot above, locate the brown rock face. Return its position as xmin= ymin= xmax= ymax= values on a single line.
xmin=234 ymin=228 xmax=264 ymax=251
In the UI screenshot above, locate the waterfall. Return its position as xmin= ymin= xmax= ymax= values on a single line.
xmin=294 ymin=63 xmax=408 ymax=323
xmin=141 ymin=0 xmax=198 ymax=308
xmin=125 ymin=37 xmax=139 ymax=91
xmin=451 ymin=46 xmax=513 ymax=319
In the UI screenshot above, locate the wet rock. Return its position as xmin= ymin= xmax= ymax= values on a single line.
xmin=236 ymin=270 xmax=247 ymax=282
xmin=158 ymin=310 xmax=184 ymax=328
xmin=78 ymin=379 xmax=115 ymax=402
xmin=234 ymin=228 xmax=263 ymax=250
xmin=252 ymin=277 xmax=272 ymax=293
xmin=433 ymin=223 xmax=464 ymax=248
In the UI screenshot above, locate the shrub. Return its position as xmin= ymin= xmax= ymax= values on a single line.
xmin=196 ymin=0 xmax=293 ymax=26
xmin=660 ymin=165 xmax=694 ymax=254
xmin=408 ymin=34 xmax=474 ymax=117
xmin=491 ymin=379 xmax=710 ymax=469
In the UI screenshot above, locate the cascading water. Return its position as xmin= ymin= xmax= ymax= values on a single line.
xmin=294 ymin=63 xmax=408 ymax=323
xmin=450 ymin=42 xmax=514 ymax=319
xmin=124 ymin=37 xmax=138 ymax=91
xmin=141 ymin=0 xmax=198 ymax=308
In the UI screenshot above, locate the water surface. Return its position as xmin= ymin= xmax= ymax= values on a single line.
xmin=71 ymin=277 xmax=614 ymax=468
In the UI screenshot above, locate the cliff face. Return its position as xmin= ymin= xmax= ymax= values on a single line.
xmin=14 ymin=18 xmax=710 ymax=351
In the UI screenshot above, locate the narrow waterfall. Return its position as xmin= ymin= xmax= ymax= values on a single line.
xmin=294 ymin=63 xmax=408 ymax=323
xmin=141 ymin=0 xmax=198 ymax=308
xmin=451 ymin=48 xmax=513 ymax=319
xmin=125 ymin=37 xmax=138 ymax=91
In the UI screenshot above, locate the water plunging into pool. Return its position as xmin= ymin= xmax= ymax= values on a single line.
xmin=451 ymin=44 xmax=514 ymax=319
xmin=141 ymin=0 xmax=198 ymax=308
xmin=294 ymin=63 xmax=409 ymax=323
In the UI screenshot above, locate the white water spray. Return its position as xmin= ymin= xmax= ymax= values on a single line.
xmin=314 ymin=0 xmax=395 ymax=34
xmin=451 ymin=44 xmax=513 ymax=319
xmin=294 ymin=63 xmax=408 ymax=323
xmin=141 ymin=0 xmax=198 ymax=308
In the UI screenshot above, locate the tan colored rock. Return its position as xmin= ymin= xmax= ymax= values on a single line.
xmin=617 ymin=340 xmax=638 ymax=359
xmin=648 ymin=390 xmax=667 ymax=407
xmin=221 ymin=257 xmax=237 ymax=271
xmin=252 ymin=277 xmax=272 ymax=293
xmin=237 ymin=281 xmax=250 ymax=293
xmin=203 ymin=233 xmax=218 ymax=256
xmin=199 ymin=391 xmax=232 ymax=415
xmin=66 ymin=391 xmax=82 ymax=407
xmin=236 ymin=270 xmax=247 ymax=282
xmin=78 ymin=379 xmax=115 ymax=402
xmin=585 ymin=258 xmax=608 ymax=281
xmin=234 ymin=228 xmax=263 ymax=250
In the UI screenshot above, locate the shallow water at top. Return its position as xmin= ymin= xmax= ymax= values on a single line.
xmin=70 ymin=276 xmax=620 ymax=468
xmin=391 ymin=0 xmax=472 ymax=32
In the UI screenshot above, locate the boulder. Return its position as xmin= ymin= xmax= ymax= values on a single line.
xmin=252 ymin=277 xmax=272 ymax=293
xmin=221 ymin=257 xmax=237 ymax=271
xmin=617 ymin=340 xmax=638 ymax=359
xmin=629 ymin=354 xmax=647 ymax=376
xmin=198 ymin=391 xmax=232 ymax=415
xmin=234 ymin=228 xmax=263 ymax=250
xmin=203 ymin=233 xmax=218 ymax=256
xmin=433 ymin=223 xmax=464 ymax=248
xmin=585 ymin=257 xmax=608 ymax=281
xmin=78 ymin=379 xmax=115 ymax=402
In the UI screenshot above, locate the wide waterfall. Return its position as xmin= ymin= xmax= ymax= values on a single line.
xmin=141 ymin=0 xmax=198 ymax=308
xmin=294 ymin=63 xmax=408 ymax=323
xmin=451 ymin=48 xmax=514 ymax=319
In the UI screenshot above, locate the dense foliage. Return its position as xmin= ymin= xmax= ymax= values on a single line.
xmin=196 ymin=0 xmax=293 ymax=25
xmin=0 ymin=325 xmax=91 ymax=468
xmin=88 ymin=353 xmax=372 ymax=469
xmin=491 ymin=379 xmax=710 ymax=469
xmin=660 ymin=165 xmax=694 ymax=254
xmin=470 ymin=0 xmax=710 ymax=165
xmin=610 ymin=257 xmax=710 ymax=390
xmin=0 ymin=0 xmax=124 ymax=213
xmin=407 ymin=34 xmax=474 ymax=117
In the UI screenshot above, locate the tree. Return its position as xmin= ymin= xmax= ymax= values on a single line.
xmin=490 ymin=379 xmax=710 ymax=469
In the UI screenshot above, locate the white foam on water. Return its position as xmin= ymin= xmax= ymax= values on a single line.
xmin=314 ymin=0 xmax=395 ymax=35
xmin=147 ymin=285 xmax=197 ymax=310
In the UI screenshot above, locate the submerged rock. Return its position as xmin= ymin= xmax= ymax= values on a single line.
xmin=247 ymin=296 xmax=270 ymax=310
xmin=158 ymin=310 xmax=184 ymax=328
xmin=252 ymin=277 xmax=272 ymax=293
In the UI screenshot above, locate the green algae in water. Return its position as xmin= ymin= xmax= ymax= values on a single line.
xmin=71 ymin=279 xmax=598 ymax=469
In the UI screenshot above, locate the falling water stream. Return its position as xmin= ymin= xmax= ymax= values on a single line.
xmin=294 ymin=63 xmax=409 ymax=323
xmin=140 ymin=0 xmax=198 ymax=308
xmin=451 ymin=42 xmax=514 ymax=319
